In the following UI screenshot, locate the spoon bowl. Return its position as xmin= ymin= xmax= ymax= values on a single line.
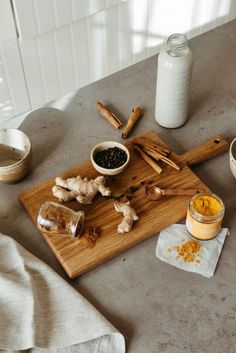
xmin=145 ymin=186 xmax=164 ymax=200
xmin=145 ymin=185 xmax=203 ymax=201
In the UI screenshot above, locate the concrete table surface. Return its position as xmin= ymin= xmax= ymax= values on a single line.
xmin=1 ymin=20 xmax=236 ymax=353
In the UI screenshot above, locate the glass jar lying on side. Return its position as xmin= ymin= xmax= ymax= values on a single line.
xmin=186 ymin=193 xmax=225 ymax=240
xmin=37 ymin=201 xmax=84 ymax=239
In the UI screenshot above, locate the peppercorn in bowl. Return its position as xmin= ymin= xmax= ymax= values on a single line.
xmin=90 ymin=141 xmax=130 ymax=175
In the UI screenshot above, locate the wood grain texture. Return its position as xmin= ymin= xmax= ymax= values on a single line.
xmin=180 ymin=135 xmax=229 ymax=166
xmin=19 ymin=131 xmax=228 ymax=278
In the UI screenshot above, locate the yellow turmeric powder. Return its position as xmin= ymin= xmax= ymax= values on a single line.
xmin=192 ymin=195 xmax=222 ymax=217
xmin=175 ymin=240 xmax=201 ymax=263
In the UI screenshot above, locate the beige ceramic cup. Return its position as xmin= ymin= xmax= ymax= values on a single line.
xmin=0 ymin=128 xmax=32 ymax=183
xmin=229 ymin=137 xmax=236 ymax=180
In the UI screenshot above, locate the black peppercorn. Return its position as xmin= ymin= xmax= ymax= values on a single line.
xmin=95 ymin=147 xmax=127 ymax=169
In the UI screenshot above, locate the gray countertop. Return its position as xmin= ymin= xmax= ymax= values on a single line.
xmin=1 ymin=20 xmax=236 ymax=353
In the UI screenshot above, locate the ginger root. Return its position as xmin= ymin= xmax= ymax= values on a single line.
xmin=114 ymin=201 xmax=138 ymax=233
xmin=52 ymin=175 xmax=111 ymax=204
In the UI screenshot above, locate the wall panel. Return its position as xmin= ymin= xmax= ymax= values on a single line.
xmin=1 ymin=0 xmax=235 ymax=120
xmin=36 ymin=33 xmax=61 ymax=102
xmin=0 ymin=40 xmax=30 ymax=122
xmin=0 ymin=0 xmax=17 ymax=43
xmin=119 ymin=1 xmax=134 ymax=69
xmin=105 ymin=5 xmax=120 ymax=75
xmin=132 ymin=0 xmax=149 ymax=63
xmin=72 ymin=19 xmax=90 ymax=88
xmin=33 ymin=0 xmax=55 ymax=34
xmin=87 ymin=10 xmax=106 ymax=82
xmin=19 ymin=38 xmax=46 ymax=108
xmin=12 ymin=0 xmax=127 ymax=39
xmin=52 ymin=0 xmax=72 ymax=28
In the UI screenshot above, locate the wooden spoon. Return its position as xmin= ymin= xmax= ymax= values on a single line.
xmin=145 ymin=186 xmax=203 ymax=201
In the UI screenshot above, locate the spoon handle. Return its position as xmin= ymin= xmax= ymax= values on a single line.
xmin=163 ymin=189 xmax=202 ymax=196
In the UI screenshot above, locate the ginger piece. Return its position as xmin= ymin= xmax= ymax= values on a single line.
xmin=52 ymin=185 xmax=76 ymax=202
xmin=52 ymin=175 xmax=111 ymax=204
xmin=114 ymin=201 xmax=139 ymax=233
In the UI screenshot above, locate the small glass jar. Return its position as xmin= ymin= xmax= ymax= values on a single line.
xmin=37 ymin=201 xmax=84 ymax=239
xmin=186 ymin=193 xmax=225 ymax=240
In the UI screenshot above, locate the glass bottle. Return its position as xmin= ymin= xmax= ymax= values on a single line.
xmin=37 ymin=201 xmax=84 ymax=239
xmin=155 ymin=33 xmax=193 ymax=128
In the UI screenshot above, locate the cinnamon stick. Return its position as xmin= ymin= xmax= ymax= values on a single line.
xmin=122 ymin=107 xmax=143 ymax=138
xmin=132 ymin=136 xmax=171 ymax=155
xmin=142 ymin=147 xmax=161 ymax=162
xmin=144 ymin=146 xmax=180 ymax=171
xmin=96 ymin=102 xmax=123 ymax=129
xmin=151 ymin=150 xmax=180 ymax=171
xmin=134 ymin=145 xmax=162 ymax=174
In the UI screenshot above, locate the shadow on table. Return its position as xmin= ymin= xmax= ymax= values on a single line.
xmin=19 ymin=107 xmax=73 ymax=171
xmin=189 ymin=90 xmax=212 ymax=118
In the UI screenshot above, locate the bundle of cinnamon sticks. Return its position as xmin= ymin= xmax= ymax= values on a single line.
xmin=133 ymin=137 xmax=180 ymax=174
xmin=96 ymin=102 xmax=143 ymax=138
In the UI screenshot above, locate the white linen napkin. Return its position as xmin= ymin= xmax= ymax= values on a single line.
xmin=156 ymin=224 xmax=229 ymax=278
xmin=0 ymin=233 xmax=125 ymax=353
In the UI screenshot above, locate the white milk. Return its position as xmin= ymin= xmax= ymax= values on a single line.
xmin=155 ymin=34 xmax=193 ymax=128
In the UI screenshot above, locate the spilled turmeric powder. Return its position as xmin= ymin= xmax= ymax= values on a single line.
xmin=192 ymin=195 xmax=222 ymax=217
xmin=175 ymin=240 xmax=201 ymax=264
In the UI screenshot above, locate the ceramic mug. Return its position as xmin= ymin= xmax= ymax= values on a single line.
xmin=0 ymin=128 xmax=32 ymax=183
xmin=229 ymin=137 xmax=236 ymax=179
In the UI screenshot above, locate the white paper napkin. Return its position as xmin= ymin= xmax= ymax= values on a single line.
xmin=156 ymin=224 xmax=230 ymax=278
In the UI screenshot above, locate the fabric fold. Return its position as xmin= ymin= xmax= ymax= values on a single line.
xmin=0 ymin=233 xmax=125 ymax=353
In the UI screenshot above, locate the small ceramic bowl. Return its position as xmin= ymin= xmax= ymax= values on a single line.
xmin=0 ymin=128 xmax=32 ymax=183
xmin=90 ymin=141 xmax=130 ymax=176
xmin=230 ymin=137 xmax=236 ymax=180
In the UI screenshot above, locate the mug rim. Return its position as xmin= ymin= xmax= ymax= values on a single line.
xmin=230 ymin=137 xmax=236 ymax=161
xmin=0 ymin=128 xmax=31 ymax=170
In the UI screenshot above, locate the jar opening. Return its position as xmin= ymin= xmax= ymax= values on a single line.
xmin=73 ymin=211 xmax=85 ymax=238
xmin=189 ymin=193 xmax=225 ymax=222
xmin=167 ymin=33 xmax=188 ymax=57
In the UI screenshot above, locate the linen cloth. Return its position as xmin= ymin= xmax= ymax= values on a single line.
xmin=0 ymin=233 xmax=125 ymax=353
xmin=156 ymin=224 xmax=229 ymax=278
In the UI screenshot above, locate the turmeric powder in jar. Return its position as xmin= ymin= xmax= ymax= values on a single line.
xmin=186 ymin=193 xmax=225 ymax=240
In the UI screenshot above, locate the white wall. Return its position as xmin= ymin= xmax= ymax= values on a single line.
xmin=0 ymin=0 xmax=30 ymax=123
xmin=0 ymin=0 xmax=236 ymax=123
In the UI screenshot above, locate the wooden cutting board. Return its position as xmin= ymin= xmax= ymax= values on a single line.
xmin=19 ymin=131 xmax=229 ymax=278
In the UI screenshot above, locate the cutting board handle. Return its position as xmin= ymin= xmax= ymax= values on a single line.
xmin=181 ymin=135 xmax=229 ymax=166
